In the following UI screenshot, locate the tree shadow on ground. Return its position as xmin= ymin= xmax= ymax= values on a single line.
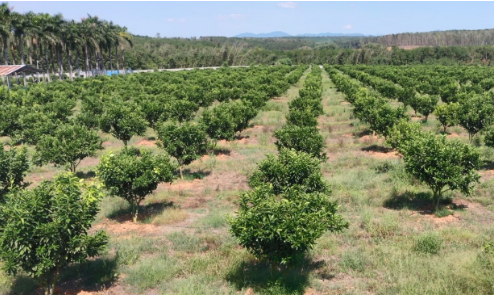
xmin=480 ymin=160 xmax=494 ymax=171
xmin=108 ymin=201 xmax=174 ymax=222
xmin=353 ymin=129 xmax=372 ymax=137
xmin=7 ymin=256 xmax=118 ymax=295
xmin=180 ymin=169 xmax=211 ymax=180
xmin=384 ymin=190 xmax=466 ymax=214
xmin=225 ymin=257 xmax=328 ymax=295
xmin=75 ymin=170 xmax=96 ymax=179
xmin=211 ymin=148 xmax=231 ymax=156
xmin=361 ymin=145 xmax=394 ymax=153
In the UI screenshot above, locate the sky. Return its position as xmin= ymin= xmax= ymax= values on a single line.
xmin=8 ymin=1 xmax=494 ymax=38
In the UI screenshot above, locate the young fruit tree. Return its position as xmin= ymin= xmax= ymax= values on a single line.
xmin=0 ymin=173 xmax=108 ymax=295
xmin=97 ymin=147 xmax=176 ymax=222
xmin=434 ymin=102 xmax=460 ymax=134
xmin=415 ymin=94 xmax=439 ymax=122
xmin=99 ymin=100 xmax=148 ymax=146
xmin=274 ymin=125 xmax=327 ymax=160
xmin=248 ymin=148 xmax=329 ymax=195
xmin=389 ymin=127 xmax=481 ymax=211
xmin=457 ymin=93 xmax=494 ymax=142
xmin=229 ymin=185 xmax=348 ymax=271
xmin=33 ymin=123 xmax=103 ymax=173
xmin=156 ymin=122 xmax=209 ymax=179
xmin=200 ymin=103 xmax=237 ymax=146
xmin=0 ymin=143 xmax=29 ymax=198
xmin=285 ymin=108 xmax=319 ymax=128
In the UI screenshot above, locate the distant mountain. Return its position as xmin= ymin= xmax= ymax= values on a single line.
xmin=235 ymin=31 xmax=292 ymax=38
xmin=234 ymin=31 xmax=365 ymax=38
xmin=296 ymin=32 xmax=365 ymax=37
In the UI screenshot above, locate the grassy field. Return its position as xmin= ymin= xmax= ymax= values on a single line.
xmin=2 ymin=68 xmax=494 ymax=295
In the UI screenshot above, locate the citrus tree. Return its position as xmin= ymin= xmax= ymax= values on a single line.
xmin=0 ymin=143 xmax=29 ymax=198
xmin=229 ymin=185 xmax=347 ymax=270
xmin=156 ymin=121 xmax=209 ymax=179
xmin=99 ymin=100 xmax=148 ymax=146
xmin=274 ymin=125 xmax=326 ymax=160
xmin=389 ymin=127 xmax=481 ymax=210
xmin=248 ymin=148 xmax=329 ymax=195
xmin=33 ymin=123 xmax=103 ymax=173
xmin=97 ymin=148 xmax=176 ymax=222
xmin=0 ymin=173 xmax=108 ymax=295
xmin=434 ymin=102 xmax=460 ymax=133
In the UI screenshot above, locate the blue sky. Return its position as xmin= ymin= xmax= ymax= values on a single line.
xmin=8 ymin=1 xmax=494 ymax=37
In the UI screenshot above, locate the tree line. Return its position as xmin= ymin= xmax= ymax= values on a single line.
xmin=0 ymin=2 xmax=133 ymax=79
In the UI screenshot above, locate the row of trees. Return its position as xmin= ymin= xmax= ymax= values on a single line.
xmin=326 ymin=65 xmax=482 ymax=211
xmin=0 ymin=1 xmax=133 ymax=79
xmin=337 ymin=65 xmax=494 ymax=142
xmin=0 ymin=65 xmax=306 ymax=294
xmin=230 ymin=66 xmax=348 ymax=270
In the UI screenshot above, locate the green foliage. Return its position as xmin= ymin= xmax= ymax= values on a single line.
xmin=33 ymin=123 xmax=103 ymax=173
xmin=393 ymin=129 xmax=481 ymax=210
xmin=274 ymin=125 xmax=326 ymax=160
xmin=353 ymin=93 xmax=408 ymax=138
xmin=248 ymin=149 xmax=329 ymax=195
xmin=414 ymin=94 xmax=439 ymax=121
xmin=160 ymin=99 xmax=200 ymax=123
xmin=386 ymin=119 xmax=423 ymax=149
xmin=0 ymin=143 xmax=29 ymax=197
xmin=229 ymin=185 xmax=348 ymax=266
xmin=99 ymin=100 xmax=148 ymax=146
xmin=0 ymin=173 xmax=108 ymax=295
xmin=434 ymin=102 xmax=460 ymax=133
xmin=97 ymin=148 xmax=176 ymax=222
xmin=457 ymin=93 xmax=494 ymax=141
xmin=484 ymin=126 xmax=494 ymax=148
xmin=200 ymin=101 xmax=257 ymax=143
xmin=156 ymin=121 xmax=208 ymax=179
xmin=285 ymin=108 xmax=318 ymax=128
xmin=14 ymin=111 xmax=59 ymax=145
xmin=414 ymin=232 xmax=442 ymax=255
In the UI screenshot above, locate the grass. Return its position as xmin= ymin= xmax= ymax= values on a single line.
xmin=3 ymin=67 xmax=494 ymax=294
xmin=151 ymin=207 xmax=189 ymax=225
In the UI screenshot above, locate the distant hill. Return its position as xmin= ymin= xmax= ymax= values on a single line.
xmin=235 ymin=31 xmax=292 ymax=38
xmin=296 ymin=32 xmax=365 ymax=37
xmin=235 ymin=31 xmax=365 ymax=38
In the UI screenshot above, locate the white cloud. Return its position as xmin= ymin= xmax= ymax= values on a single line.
xmin=217 ymin=14 xmax=248 ymax=20
xmin=167 ymin=18 xmax=186 ymax=23
xmin=342 ymin=24 xmax=353 ymax=30
xmin=278 ymin=2 xmax=297 ymax=9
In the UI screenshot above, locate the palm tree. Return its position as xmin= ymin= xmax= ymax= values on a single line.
xmin=115 ymin=25 xmax=133 ymax=73
xmin=79 ymin=15 xmax=101 ymax=76
xmin=0 ymin=2 xmax=13 ymax=65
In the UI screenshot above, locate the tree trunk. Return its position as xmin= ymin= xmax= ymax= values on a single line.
xmin=179 ymin=166 xmax=183 ymax=180
xmin=132 ymin=199 xmax=139 ymax=223
xmin=122 ymin=44 xmax=126 ymax=73
xmin=67 ymin=47 xmax=73 ymax=81
xmin=100 ymin=49 xmax=105 ymax=70
xmin=115 ymin=45 xmax=120 ymax=73
xmin=109 ymin=48 xmax=113 ymax=71
xmin=44 ymin=45 xmax=51 ymax=82
xmin=27 ymin=38 xmax=33 ymax=65
xmin=94 ymin=51 xmax=100 ymax=71
xmin=50 ymin=45 xmax=56 ymax=75
xmin=434 ymin=190 xmax=441 ymax=211
xmin=84 ymin=45 xmax=90 ymax=77
xmin=75 ymin=48 xmax=80 ymax=70
xmin=56 ymin=44 xmax=63 ymax=77
xmin=19 ymin=35 xmax=25 ymax=64
xmin=11 ymin=43 xmax=16 ymax=64
xmin=4 ymin=38 xmax=9 ymax=65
